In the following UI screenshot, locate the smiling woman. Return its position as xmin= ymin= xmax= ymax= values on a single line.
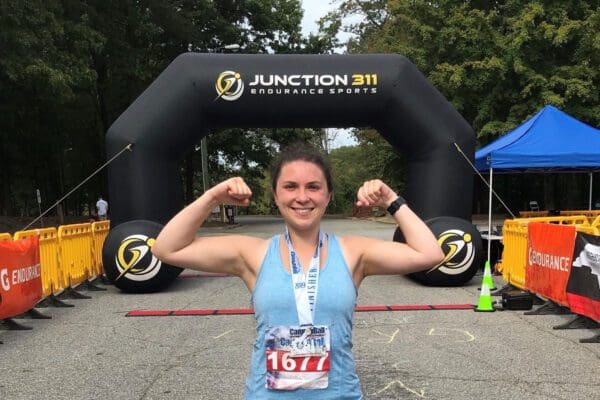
xmin=151 ymin=142 xmax=444 ymax=399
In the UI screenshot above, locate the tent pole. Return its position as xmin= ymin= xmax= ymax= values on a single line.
xmin=589 ymin=172 xmax=593 ymax=211
xmin=487 ymin=168 xmax=493 ymax=263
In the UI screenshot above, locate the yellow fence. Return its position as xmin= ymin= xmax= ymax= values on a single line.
xmin=518 ymin=211 xmax=549 ymax=218
xmin=5 ymin=221 xmax=110 ymax=302
xmin=91 ymin=221 xmax=110 ymax=278
xmin=518 ymin=210 xmax=600 ymax=219
xmin=498 ymin=215 xmax=594 ymax=290
xmin=58 ymin=223 xmax=94 ymax=288
xmin=14 ymin=228 xmax=62 ymax=298
xmin=559 ymin=209 xmax=600 ymax=219
xmin=498 ymin=220 xmax=529 ymax=289
xmin=576 ymin=225 xmax=600 ymax=235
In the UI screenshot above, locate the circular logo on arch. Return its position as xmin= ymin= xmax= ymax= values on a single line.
xmin=215 ymin=71 xmax=244 ymax=101
xmin=430 ymin=229 xmax=475 ymax=275
xmin=114 ymin=234 xmax=162 ymax=281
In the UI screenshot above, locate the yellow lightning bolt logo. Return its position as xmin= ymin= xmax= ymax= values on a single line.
xmin=214 ymin=71 xmax=244 ymax=101
xmin=115 ymin=236 xmax=157 ymax=281
xmin=428 ymin=230 xmax=474 ymax=275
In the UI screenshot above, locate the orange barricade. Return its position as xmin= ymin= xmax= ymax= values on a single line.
xmin=499 ymin=216 xmax=592 ymax=290
xmin=13 ymin=228 xmax=62 ymax=299
xmin=58 ymin=223 xmax=93 ymax=288
xmin=0 ymin=232 xmax=12 ymax=241
xmin=91 ymin=220 xmax=110 ymax=278
xmin=525 ymin=223 xmax=576 ymax=306
xmin=0 ymin=236 xmax=42 ymax=319
xmin=591 ymin=215 xmax=600 ymax=227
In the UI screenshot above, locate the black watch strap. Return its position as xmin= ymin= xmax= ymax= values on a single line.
xmin=387 ymin=196 xmax=407 ymax=216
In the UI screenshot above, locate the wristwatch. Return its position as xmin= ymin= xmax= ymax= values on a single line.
xmin=387 ymin=196 xmax=407 ymax=216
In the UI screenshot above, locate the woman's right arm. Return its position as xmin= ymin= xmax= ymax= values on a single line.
xmin=151 ymin=177 xmax=264 ymax=280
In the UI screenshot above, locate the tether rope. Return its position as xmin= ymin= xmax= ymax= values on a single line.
xmin=21 ymin=143 xmax=134 ymax=231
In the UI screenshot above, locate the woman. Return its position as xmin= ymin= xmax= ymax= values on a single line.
xmin=152 ymin=143 xmax=444 ymax=399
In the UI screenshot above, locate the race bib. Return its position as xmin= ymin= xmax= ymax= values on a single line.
xmin=265 ymin=325 xmax=330 ymax=390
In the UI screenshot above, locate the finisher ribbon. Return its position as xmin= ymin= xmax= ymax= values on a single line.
xmin=284 ymin=227 xmax=323 ymax=326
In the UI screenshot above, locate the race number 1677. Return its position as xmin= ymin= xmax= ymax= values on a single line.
xmin=266 ymin=351 xmax=330 ymax=372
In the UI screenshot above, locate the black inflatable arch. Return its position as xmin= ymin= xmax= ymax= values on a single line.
xmin=104 ymin=53 xmax=479 ymax=292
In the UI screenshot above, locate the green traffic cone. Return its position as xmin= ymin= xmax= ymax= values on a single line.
xmin=474 ymin=281 xmax=496 ymax=312
xmin=482 ymin=260 xmax=496 ymax=291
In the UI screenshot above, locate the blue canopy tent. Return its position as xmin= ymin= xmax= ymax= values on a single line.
xmin=476 ymin=105 xmax=600 ymax=174
xmin=474 ymin=105 xmax=600 ymax=262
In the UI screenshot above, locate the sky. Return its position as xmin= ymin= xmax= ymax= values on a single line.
xmin=300 ymin=0 xmax=334 ymax=36
xmin=300 ymin=0 xmax=358 ymax=149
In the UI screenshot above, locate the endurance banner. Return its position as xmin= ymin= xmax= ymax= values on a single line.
xmin=566 ymin=233 xmax=600 ymax=321
xmin=525 ymin=223 xmax=576 ymax=306
xmin=0 ymin=236 xmax=42 ymax=319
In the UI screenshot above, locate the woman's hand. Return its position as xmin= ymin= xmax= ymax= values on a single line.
xmin=207 ymin=177 xmax=252 ymax=207
xmin=356 ymin=179 xmax=398 ymax=209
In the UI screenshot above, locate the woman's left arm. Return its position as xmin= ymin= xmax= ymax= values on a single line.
xmin=350 ymin=180 xmax=445 ymax=279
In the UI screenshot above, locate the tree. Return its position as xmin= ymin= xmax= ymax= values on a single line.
xmin=322 ymin=0 xmax=600 ymax=142
xmin=0 ymin=0 xmax=104 ymax=216
xmin=328 ymin=135 xmax=405 ymax=214
xmin=0 ymin=0 xmax=318 ymax=218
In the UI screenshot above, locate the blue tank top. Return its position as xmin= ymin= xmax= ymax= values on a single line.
xmin=244 ymin=234 xmax=363 ymax=399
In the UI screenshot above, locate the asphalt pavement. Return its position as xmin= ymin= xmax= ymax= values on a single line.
xmin=1 ymin=215 xmax=599 ymax=400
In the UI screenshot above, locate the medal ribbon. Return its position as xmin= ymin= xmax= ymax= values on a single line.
xmin=284 ymin=227 xmax=323 ymax=326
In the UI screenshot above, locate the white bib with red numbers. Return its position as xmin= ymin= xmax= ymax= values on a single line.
xmin=265 ymin=325 xmax=330 ymax=390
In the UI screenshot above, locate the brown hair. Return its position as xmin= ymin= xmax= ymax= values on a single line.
xmin=270 ymin=143 xmax=333 ymax=193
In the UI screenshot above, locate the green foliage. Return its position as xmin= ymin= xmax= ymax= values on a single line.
xmin=316 ymin=0 xmax=600 ymax=214
xmin=323 ymin=0 xmax=600 ymax=144
xmin=4 ymin=1 xmax=597 ymax=219
xmin=0 ymin=0 xmax=105 ymax=215
xmin=0 ymin=0 xmax=312 ymax=217
xmin=328 ymin=133 xmax=404 ymax=214
xmin=328 ymin=145 xmax=369 ymax=214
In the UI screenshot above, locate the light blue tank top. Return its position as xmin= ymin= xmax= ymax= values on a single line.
xmin=244 ymin=234 xmax=363 ymax=399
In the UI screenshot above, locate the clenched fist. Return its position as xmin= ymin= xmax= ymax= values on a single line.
xmin=208 ymin=177 xmax=252 ymax=207
xmin=356 ymin=179 xmax=398 ymax=209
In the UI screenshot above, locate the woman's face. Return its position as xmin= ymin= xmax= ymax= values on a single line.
xmin=273 ymin=160 xmax=331 ymax=232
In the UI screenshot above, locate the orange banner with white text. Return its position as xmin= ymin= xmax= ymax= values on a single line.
xmin=0 ymin=236 xmax=42 ymax=319
xmin=525 ymin=223 xmax=576 ymax=306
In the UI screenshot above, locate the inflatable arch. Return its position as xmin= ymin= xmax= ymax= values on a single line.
xmin=103 ymin=53 xmax=482 ymax=292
